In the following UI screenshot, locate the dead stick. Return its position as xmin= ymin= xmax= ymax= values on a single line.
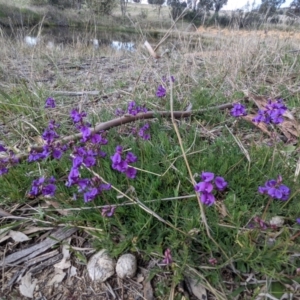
xmin=16 ymin=103 xmax=233 ymax=161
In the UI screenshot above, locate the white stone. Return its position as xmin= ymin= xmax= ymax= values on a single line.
xmin=270 ymin=216 xmax=284 ymax=227
xmin=87 ymin=249 xmax=115 ymax=282
xmin=116 ymin=254 xmax=137 ymax=279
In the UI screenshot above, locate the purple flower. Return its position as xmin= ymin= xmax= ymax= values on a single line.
xmin=98 ymin=183 xmax=111 ymax=192
xmin=90 ymin=134 xmax=107 ymax=145
xmin=253 ymin=99 xmax=287 ymax=125
xmin=230 ymin=103 xmax=247 ymax=117
xmin=83 ymin=156 xmax=96 ymax=167
xmin=0 ymin=147 xmax=19 ymax=175
xmin=200 ymin=192 xmax=215 ymax=206
xmin=115 ymin=108 xmax=125 ymax=117
xmin=111 ymin=152 xmax=122 ymax=167
xmin=28 ymin=176 xmax=56 ymax=198
xmin=0 ymin=144 xmax=7 ymax=152
xmin=0 ymin=167 xmax=9 ymax=175
xmin=194 ymin=182 xmax=213 ymax=193
xmin=127 ymin=101 xmax=148 ymax=116
xmin=208 ymin=257 xmax=217 ymax=265
xmin=84 ymin=188 xmax=99 ymax=202
xmin=45 ymin=97 xmax=56 ymax=108
xmin=138 ymin=123 xmax=151 ymax=140
xmin=70 ymin=109 xmax=86 ymax=123
xmin=258 ymin=175 xmax=290 ymax=201
xmin=201 ymin=172 xmax=214 ymax=182
xmin=126 ymin=152 xmax=138 ymax=163
xmin=162 ymin=248 xmax=172 ymax=265
xmin=296 ymin=218 xmax=300 ymax=224
xmin=81 ymin=126 xmax=91 ymax=142
xmin=67 ymin=167 xmax=80 ymax=186
xmin=126 ymin=167 xmax=137 ymax=179
xmin=101 ymin=205 xmax=116 ymax=217
xmin=194 ymin=171 xmax=227 ymax=206
xmin=110 ymin=146 xmax=138 ymax=178
xmin=156 ymin=85 xmax=166 ymax=98
xmin=52 ymin=148 xmax=63 ymax=159
xmin=215 ymin=176 xmax=228 ymax=191
xmin=42 ymin=184 xmax=56 ymax=197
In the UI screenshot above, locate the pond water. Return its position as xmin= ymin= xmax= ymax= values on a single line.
xmin=3 ymin=26 xmax=162 ymax=51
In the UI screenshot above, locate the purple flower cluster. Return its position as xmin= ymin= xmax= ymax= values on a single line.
xmin=28 ymin=176 xmax=56 ymax=198
xmin=127 ymin=101 xmax=148 ymax=116
xmin=0 ymin=144 xmax=19 ymax=176
xmin=28 ymin=120 xmax=67 ymax=162
xmin=138 ymin=123 xmax=151 ymax=140
xmin=45 ymin=97 xmax=56 ymax=108
xmin=162 ymin=248 xmax=172 ymax=265
xmin=67 ymin=162 xmax=111 ymax=202
xmin=110 ymin=146 xmax=138 ymax=179
xmin=258 ymin=175 xmax=290 ymax=200
xmin=156 ymin=85 xmax=166 ymax=98
xmin=253 ymin=99 xmax=287 ymax=125
xmin=230 ymin=103 xmax=247 ymax=117
xmin=194 ymin=172 xmax=228 ymax=206
xmin=248 ymin=216 xmax=275 ymax=230
xmin=115 ymin=101 xmax=148 ymax=117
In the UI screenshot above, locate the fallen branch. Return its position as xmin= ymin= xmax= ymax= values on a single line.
xmin=52 ymin=91 xmax=100 ymax=96
xmin=13 ymin=103 xmax=233 ymax=162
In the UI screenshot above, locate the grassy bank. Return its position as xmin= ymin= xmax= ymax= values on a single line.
xmin=1 ymin=18 xmax=300 ymax=300
xmin=0 ymin=1 xmax=175 ymax=32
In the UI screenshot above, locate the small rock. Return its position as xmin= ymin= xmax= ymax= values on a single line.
xmin=270 ymin=216 xmax=284 ymax=227
xmin=87 ymin=249 xmax=115 ymax=282
xmin=116 ymin=253 xmax=137 ymax=279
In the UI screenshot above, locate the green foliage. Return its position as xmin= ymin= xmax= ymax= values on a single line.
xmin=259 ymin=0 xmax=286 ymax=17
xmin=197 ymin=0 xmax=228 ymax=13
xmin=148 ymin=0 xmax=165 ymax=4
xmin=86 ymin=0 xmax=117 ymax=14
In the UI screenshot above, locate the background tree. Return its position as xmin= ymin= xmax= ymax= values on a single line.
xmin=120 ymin=0 xmax=128 ymax=16
xmin=148 ymin=0 xmax=165 ymax=15
xmin=132 ymin=0 xmax=141 ymax=2
xmin=288 ymin=0 xmax=300 ymax=16
xmin=86 ymin=0 xmax=117 ymax=14
xmin=148 ymin=0 xmax=165 ymax=5
xmin=259 ymin=0 xmax=286 ymax=17
xmin=197 ymin=0 xmax=228 ymax=13
xmin=167 ymin=0 xmax=187 ymax=19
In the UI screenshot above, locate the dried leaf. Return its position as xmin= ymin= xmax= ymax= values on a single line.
xmin=54 ymin=240 xmax=71 ymax=269
xmin=9 ymin=230 xmax=30 ymax=242
xmin=19 ymin=272 xmax=37 ymax=298
xmin=47 ymin=268 xmax=66 ymax=286
xmin=216 ymin=202 xmax=228 ymax=218
xmin=69 ymin=266 xmax=77 ymax=278
xmin=23 ymin=226 xmax=54 ymax=235
xmin=140 ymin=268 xmax=154 ymax=300
xmin=186 ymin=277 xmax=207 ymax=300
xmin=242 ymin=115 xmax=273 ymax=137
xmin=45 ymin=200 xmax=70 ymax=216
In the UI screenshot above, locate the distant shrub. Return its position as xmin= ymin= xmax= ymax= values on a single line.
xmin=86 ymin=0 xmax=117 ymax=14
xmin=30 ymin=0 xmax=48 ymax=5
xmin=268 ymin=15 xmax=280 ymax=23
xmin=240 ymin=11 xmax=263 ymax=29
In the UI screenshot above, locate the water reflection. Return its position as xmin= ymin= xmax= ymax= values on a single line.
xmin=14 ymin=27 xmax=139 ymax=51
xmin=111 ymin=41 xmax=135 ymax=51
